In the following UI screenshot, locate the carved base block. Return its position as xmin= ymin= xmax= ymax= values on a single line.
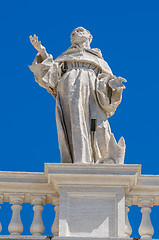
xmin=59 ymin=186 xmax=125 ymax=237
xmin=45 ymin=163 xmax=140 ymax=238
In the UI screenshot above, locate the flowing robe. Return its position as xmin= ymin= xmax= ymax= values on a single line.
xmin=30 ymin=48 xmax=125 ymax=164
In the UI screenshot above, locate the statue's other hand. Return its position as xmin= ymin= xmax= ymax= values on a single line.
xmin=108 ymin=77 xmax=127 ymax=91
xmin=29 ymin=34 xmax=44 ymax=53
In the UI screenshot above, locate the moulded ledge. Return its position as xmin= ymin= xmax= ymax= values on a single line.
xmin=0 ymin=236 xmax=159 ymax=240
xmin=0 ymin=236 xmax=49 ymax=240
xmin=44 ymin=163 xmax=141 ymax=192
xmin=45 ymin=163 xmax=141 ymax=176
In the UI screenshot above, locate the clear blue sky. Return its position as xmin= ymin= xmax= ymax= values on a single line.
xmin=0 ymin=0 xmax=159 ymax=237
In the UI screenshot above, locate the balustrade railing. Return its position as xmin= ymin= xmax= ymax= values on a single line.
xmin=0 ymin=170 xmax=58 ymax=237
xmin=0 ymin=168 xmax=159 ymax=238
xmin=125 ymin=197 xmax=154 ymax=239
xmin=125 ymin=175 xmax=159 ymax=239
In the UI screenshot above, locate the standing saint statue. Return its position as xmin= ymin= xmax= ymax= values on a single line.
xmin=29 ymin=27 xmax=126 ymax=164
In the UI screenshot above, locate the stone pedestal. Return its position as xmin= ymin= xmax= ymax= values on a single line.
xmin=45 ymin=164 xmax=141 ymax=238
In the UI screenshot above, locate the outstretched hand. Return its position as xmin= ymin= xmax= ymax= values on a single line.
xmin=108 ymin=77 xmax=127 ymax=91
xmin=29 ymin=34 xmax=45 ymax=53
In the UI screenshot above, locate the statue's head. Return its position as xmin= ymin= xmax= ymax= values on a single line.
xmin=70 ymin=27 xmax=93 ymax=48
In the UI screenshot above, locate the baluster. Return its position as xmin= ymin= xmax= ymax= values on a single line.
xmin=8 ymin=195 xmax=24 ymax=235
xmin=51 ymin=196 xmax=59 ymax=236
xmin=125 ymin=197 xmax=132 ymax=238
xmin=138 ymin=198 xmax=154 ymax=239
xmin=0 ymin=195 xmax=3 ymax=233
xmin=30 ymin=196 xmax=46 ymax=236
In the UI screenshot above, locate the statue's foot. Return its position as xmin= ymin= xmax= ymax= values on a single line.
xmin=95 ymin=158 xmax=104 ymax=164
xmin=96 ymin=158 xmax=115 ymax=164
xmin=103 ymin=158 xmax=115 ymax=164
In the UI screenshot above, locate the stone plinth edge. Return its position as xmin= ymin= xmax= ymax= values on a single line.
xmin=44 ymin=163 xmax=141 ymax=192
xmin=0 ymin=236 xmax=158 ymax=240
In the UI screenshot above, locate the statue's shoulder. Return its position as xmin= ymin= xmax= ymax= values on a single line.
xmin=87 ymin=48 xmax=103 ymax=59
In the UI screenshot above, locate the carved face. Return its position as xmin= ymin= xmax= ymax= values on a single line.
xmin=71 ymin=27 xmax=92 ymax=45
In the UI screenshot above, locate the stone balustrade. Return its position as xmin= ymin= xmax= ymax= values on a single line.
xmin=126 ymin=174 xmax=159 ymax=239
xmin=0 ymin=169 xmax=58 ymax=237
xmin=0 ymin=164 xmax=158 ymax=239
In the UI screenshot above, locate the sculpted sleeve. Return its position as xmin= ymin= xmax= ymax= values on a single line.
xmin=96 ymin=74 xmax=123 ymax=118
xmin=29 ymin=53 xmax=59 ymax=99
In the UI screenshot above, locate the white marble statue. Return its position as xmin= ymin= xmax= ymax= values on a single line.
xmin=29 ymin=27 xmax=126 ymax=164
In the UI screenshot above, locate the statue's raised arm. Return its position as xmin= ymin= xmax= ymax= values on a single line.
xmin=29 ymin=34 xmax=58 ymax=98
xmin=29 ymin=34 xmax=49 ymax=61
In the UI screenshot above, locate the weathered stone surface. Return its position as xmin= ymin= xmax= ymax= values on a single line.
xmin=0 ymin=164 xmax=159 ymax=238
xmin=29 ymin=27 xmax=126 ymax=164
xmin=45 ymin=163 xmax=140 ymax=238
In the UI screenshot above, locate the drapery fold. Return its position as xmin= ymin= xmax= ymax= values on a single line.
xmin=30 ymin=48 xmax=125 ymax=164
